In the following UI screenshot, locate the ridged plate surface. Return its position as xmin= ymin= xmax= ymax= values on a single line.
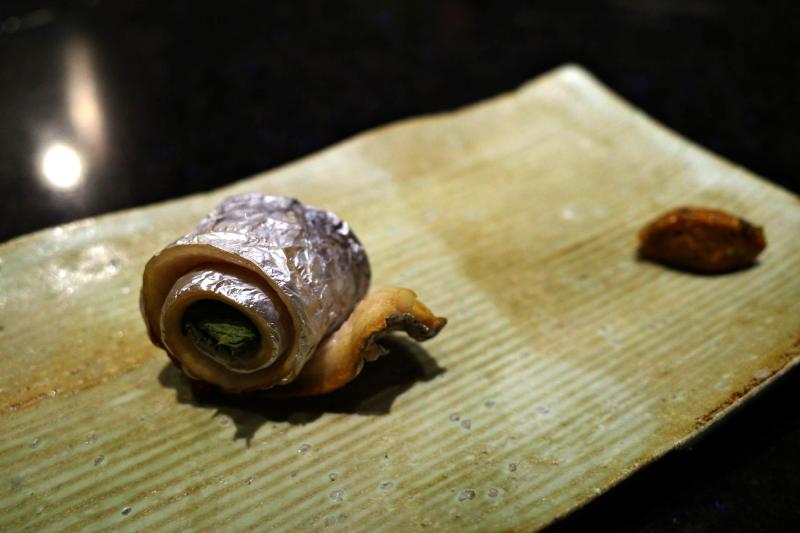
xmin=1 ymin=65 xmax=799 ymax=532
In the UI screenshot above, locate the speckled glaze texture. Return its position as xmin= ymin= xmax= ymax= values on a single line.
xmin=142 ymin=194 xmax=370 ymax=382
xmin=1 ymin=66 xmax=799 ymax=532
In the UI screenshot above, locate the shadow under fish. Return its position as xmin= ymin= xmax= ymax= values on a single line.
xmin=158 ymin=335 xmax=446 ymax=444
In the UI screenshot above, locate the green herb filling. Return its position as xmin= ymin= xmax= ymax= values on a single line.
xmin=182 ymin=300 xmax=260 ymax=362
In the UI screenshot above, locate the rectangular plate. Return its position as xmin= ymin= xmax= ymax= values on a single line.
xmin=1 ymin=65 xmax=799 ymax=532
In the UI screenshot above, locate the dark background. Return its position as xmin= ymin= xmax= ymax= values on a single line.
xmin=1 ymin=1 xmax=798 ymax=531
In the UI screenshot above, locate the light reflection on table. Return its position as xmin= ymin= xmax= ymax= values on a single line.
xmin=38 ymin=34 xmax=104 ymax=196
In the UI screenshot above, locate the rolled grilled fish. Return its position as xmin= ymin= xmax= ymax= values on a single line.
xmin=140 ymin=194 xmax=446 ymax=395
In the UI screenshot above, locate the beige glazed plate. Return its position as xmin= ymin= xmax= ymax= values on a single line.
xmin=1 ymin=65 xmax=799 ymax=532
